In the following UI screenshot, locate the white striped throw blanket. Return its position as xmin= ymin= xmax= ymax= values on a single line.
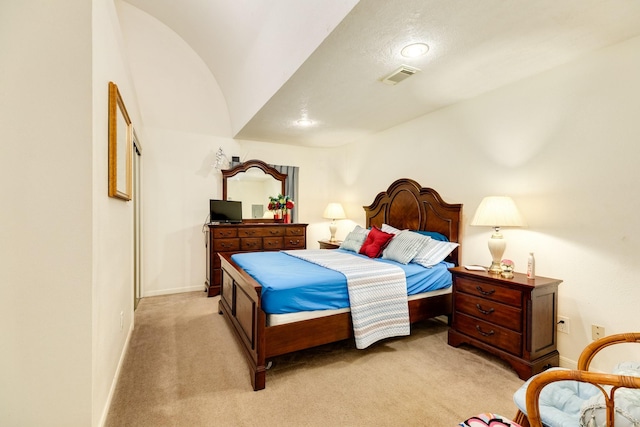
xmin=284 ymin=250 xmax=410 ymax=349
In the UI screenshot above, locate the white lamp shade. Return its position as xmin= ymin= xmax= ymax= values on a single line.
xmin=471 ymin=196 xmax=526 ymax=228
xmin=323 ymin=203 xmax=346 ymax=220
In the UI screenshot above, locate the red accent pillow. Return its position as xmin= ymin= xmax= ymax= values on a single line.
xmin=359 ymin=226 xmax=395 ymax=258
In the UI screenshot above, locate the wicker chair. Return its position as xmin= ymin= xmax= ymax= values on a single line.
xmin=513 ymin=332 xmax=640 ymax=427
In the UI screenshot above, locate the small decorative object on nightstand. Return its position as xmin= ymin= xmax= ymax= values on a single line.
xmin=318 ymin=239 xmax=342 ymax=250
xmin=500 ymin=259 xmax=514 ymax=279
xmin=448 ymin=266 xmax=562 ymax=380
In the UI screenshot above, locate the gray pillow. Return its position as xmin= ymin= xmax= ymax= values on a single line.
xmin=382 ymin=230 xmax=430 ymax=264
xmin=339 ymin=226 xmax=369 ymax=252
xmin=411 ymin=240 xmax=459 ymax=268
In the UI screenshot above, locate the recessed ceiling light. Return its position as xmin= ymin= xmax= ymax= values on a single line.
xmin=296 ymin=118 xmax=313 ymax=126
xmin=401 ymin=43 xmax=429 ymax=58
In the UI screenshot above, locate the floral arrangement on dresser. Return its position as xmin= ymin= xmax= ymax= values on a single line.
xmin=268 ymin=194 xmax=294 ymax=222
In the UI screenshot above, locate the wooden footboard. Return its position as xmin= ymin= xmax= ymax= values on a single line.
xmin=218 ymin=253 xmax=267 ymax=390
xmin=218 ymin=252 xmax=452 ymax=390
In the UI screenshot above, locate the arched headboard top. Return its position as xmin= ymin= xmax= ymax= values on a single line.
xmin=363 ymin=178 xmax=463 ymax=265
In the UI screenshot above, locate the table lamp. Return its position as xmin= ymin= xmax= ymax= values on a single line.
xmin=471 ymin=196 xmax=526 ymax=274
xmin=323 ymin=203 xmax=346 ymax=242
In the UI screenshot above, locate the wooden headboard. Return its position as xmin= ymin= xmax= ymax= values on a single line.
xmin=363 ymin=178 xmax=463 ymax=265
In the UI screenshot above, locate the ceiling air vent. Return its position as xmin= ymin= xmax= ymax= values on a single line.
xmin=381 ymin=65 xmax=421 ymax=85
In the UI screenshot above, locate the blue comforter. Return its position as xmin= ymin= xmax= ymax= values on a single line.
xmin=231 ymin=249 xmax=453 ymax=314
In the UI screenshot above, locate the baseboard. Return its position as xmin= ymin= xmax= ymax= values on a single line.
xmin=143 ymin=285 xmax=204 ymax=297
xmin=559 ymin=354 xmax=578 ymax=370
xmin=98 ymin=321 xmax=134 ymax=427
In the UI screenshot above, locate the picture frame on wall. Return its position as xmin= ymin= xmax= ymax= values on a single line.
xmin=108 ymin=81 xmax=132 ymax=201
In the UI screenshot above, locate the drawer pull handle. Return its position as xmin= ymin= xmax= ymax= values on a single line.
xmin=475 ymin=285 xmax=495 ymax=296
xmin=475 ymin=325 xmax=495 ymax=337
xmin=270 ymin=230 xmax=278 ymax=235
xmin=475 ymin=304 xmax=495 ymax=315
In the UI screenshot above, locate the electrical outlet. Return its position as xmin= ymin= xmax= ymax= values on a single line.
xmin=557 ymin=316 xmax=570 ymax=334
xmin=120 ymin=311 xmax=124 ymax=331
xmin=592 ymin=324 xmax=605 ymax=340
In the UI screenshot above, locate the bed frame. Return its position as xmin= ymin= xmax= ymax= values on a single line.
xmin=218 ymin=178 xmax=462 ymax=390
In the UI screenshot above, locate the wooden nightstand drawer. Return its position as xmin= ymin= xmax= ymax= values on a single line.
xmin=318 ymin=240 xmax=342 ymax=250
xmin=456 ymin=277 xmax=523 ymax=307
xmin=454 ymin=312 xmax=522 ymax=356
xmin=455 ymin=292 xmax=522 ymax=331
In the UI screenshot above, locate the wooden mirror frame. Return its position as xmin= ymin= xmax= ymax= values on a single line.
xmin=222 ymin=160 xmax=287 ymax=218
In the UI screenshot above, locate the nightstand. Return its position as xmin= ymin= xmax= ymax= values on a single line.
xmin=447 ymin=266 xmax=562 ymax=380
xmin=318 ymin=239 xmax=342 ymax=249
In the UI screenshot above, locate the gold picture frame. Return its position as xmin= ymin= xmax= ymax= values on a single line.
xmin=108 ymin=81 xmax=132 ymax=201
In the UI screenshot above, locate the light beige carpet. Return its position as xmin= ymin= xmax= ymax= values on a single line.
xmin=105 ymin=291 xmax=525 ymax=427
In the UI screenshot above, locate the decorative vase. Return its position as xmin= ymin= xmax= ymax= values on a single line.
xmin=273 ymin=211 xmax=281 ymax=220
xmin=283 ymin=210 xmax=291 ymax=223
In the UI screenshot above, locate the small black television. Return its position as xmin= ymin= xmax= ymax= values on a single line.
xmin=210 ymin=199 xmax=242 ymax=223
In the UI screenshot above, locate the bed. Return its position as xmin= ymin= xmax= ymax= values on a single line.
xmin=217 ymin=178 xmax=462 ymax=390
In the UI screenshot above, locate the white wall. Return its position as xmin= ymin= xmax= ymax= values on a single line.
xmin=0 ymin=1 xmax=94 ymax=425
xmin=327 ymin=35 xmax=640 ymax=370
xmin=0 ymin=1 xmax=149 ymax=425
xmin=92 ymin=0 xmax=146 ymax=425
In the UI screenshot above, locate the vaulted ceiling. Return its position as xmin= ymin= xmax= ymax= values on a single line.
xmin=123 ymin=0 xmax=640 ymax=147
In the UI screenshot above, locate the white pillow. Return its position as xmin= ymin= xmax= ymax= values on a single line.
xmin=382 ymin=230 xmax=430 ymax=264
xmin=411 ymin=239 xmax=459 ymax=268
xmin=381 ymin=223 xmax=401 ymax=234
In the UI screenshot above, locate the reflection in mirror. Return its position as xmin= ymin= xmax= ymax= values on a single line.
xmin=222 ymin=160 xmax=287 ymax=221
xmin=227 ymin=168 xmax=283 ymax=219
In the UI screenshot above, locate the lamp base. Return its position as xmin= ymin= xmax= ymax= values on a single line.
xmin=329 ymin=222 xmax=337 ymax=242
xmin=488 ymin=261 xmax=503 ymax=274
xmin=487 ymin=228 xmax=506 ymax=275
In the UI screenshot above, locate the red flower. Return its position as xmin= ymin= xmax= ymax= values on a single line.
xmin=286 ymin=201 xmax=295 ymax=209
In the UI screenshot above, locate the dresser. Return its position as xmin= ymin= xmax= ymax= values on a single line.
xmin=205 ymin=223 xmax=307 ymax=297
xmin=447 ymin=267 xmax=562 ymax=380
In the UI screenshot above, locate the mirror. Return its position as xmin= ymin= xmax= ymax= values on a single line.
xmin=222 ymin=160 xmax=286 ymax=221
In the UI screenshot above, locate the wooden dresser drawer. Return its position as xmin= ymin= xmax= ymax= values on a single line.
xmin=241 ymin=238 xmax=262 ymax=251
xmin=285 ymin=226 xmax=306 ymax=237
xmin=284 ymin=237 xmax=305 ymax=249
xmin=238 ymin=227 xmax=284 ymax=238
xmin=455 ymin=292 xmax=522 ymax=331
xmin=213 ymin=228 xmax=238 ymax=238
xmin=214 ymin=238 xmax=240 ymax=252
xmin=456 ymin=277 xmax=523 ymax=307
xmin=263 ymin=237 xmax=284 ymax=250
xmin=454 ymin=312 xmax=522 ymax=356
